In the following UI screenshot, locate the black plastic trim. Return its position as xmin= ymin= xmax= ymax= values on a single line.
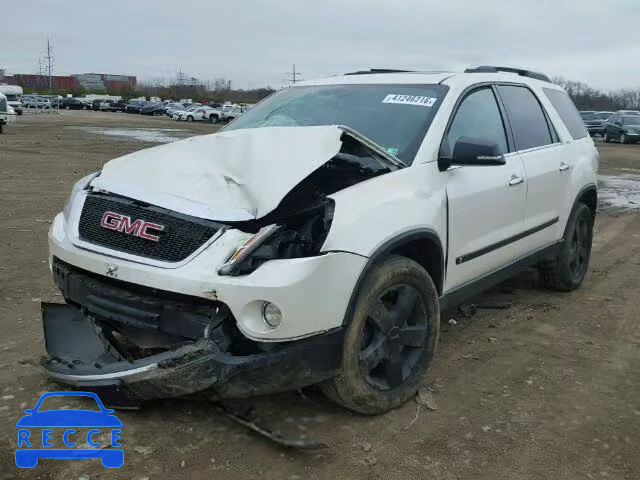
xmin=456 ymin=217 xmax=559 ymax=265
xmin=441 ymin=242 xmax=561 ymax=310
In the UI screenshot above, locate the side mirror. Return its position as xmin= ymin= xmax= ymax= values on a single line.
xmin=439 ymin=137 xmax=506 ymax=170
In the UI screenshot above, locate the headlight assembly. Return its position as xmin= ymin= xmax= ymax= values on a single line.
xmin=218 ymin=199 xmax=335 ymax=276
xmin=63 ymin=171 xmax=100 ymax=221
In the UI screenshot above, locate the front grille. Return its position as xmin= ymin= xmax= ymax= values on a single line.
xmin=78 ymin=193 xmax=223 ymax=262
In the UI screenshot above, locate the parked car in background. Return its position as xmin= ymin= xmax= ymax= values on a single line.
xmin=616 ymin=110 xmax=640 ymax=116
xmin=140 ymin=102 xmax=165 ymax=116
xmin=164 ymin=103 xmax=186 ymax=117
xmin=603 ymin=114 xmax=640 ymax=144
xmin=595 ymin=111 xmax=614 ymax=120
xmin=91 ymin=99 xmax=103 ymax=111
xmin=99 ymin=99 xmax=115 ymax=111
xmin=110 ymin=100 xmax=127 ymax=112
xmin=60 ymin=98 xmax=86 ymax=110
xmin=580 ymin=111 xmax=606 ymax=137
xmin=125 ymin=100 xmax=146 ymax=114
xmin=180 ymin=106 xmax=220 ymax=122
xmin=221 ymin=105 xmax=247 ymax=122
xmin=172 ymin=105 xmax=202 ymax=120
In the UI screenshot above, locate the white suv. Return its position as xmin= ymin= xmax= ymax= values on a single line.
xmin=43 ymin=66 xmax=597 ymax=413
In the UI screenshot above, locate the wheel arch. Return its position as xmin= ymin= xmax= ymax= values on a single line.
xmin=341 ymin=229 xmax=445 ymax=327
xmin=574 ymin=183 xmax=597 ymax=220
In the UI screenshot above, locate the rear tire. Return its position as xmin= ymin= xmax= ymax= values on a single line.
xmin=539 ymin=203 xmax=593 ymax=292
xmin=321 ymin=255 xmax=440 ymax=415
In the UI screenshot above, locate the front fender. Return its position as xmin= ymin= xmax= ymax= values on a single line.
xmin=322 ymin=162 xmax=447 ymax=258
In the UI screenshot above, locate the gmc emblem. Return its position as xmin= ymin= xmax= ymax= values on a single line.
xmin=100 ymin=211 xmax=165 ymax=242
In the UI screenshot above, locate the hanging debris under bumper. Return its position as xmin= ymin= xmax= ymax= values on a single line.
xmin=41 ymin=302 xmax=344 ymax=408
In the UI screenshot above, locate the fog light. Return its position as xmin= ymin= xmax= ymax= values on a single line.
xmin=262 ymin=302 xmax=282 ymax=328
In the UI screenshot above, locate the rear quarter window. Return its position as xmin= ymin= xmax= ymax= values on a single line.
xmin=543 ymin=88 xmax=588 ymax=140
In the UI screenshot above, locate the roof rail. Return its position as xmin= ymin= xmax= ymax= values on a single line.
xmin=344 ymin=69 xmax=414 ymax=76
xmin=464 ymin=66 xmax=551 ymax=83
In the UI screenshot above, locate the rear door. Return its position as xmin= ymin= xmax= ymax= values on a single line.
xmin=444 ymin=86 xmax=527 ymax=290
xmin=495 ymin=84 xmax=566 ymax=255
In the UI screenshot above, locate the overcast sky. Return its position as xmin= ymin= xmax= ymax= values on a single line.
xmin=3 ymin=0 xmax=640 ymax=90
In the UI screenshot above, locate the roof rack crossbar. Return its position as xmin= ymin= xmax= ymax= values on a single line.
xmin=464 ymin=66 xmax=551 ymax=83
xmin=344 ymin=69 xmax=415 ymax=76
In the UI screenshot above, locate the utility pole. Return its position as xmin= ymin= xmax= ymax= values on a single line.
xmin=44 ymin=38 xmax=54 ymax=91
xmin=287 ymin=64 xmax=302 ymax=85
xmin=37 ymin=58 xmax=44 ymax=76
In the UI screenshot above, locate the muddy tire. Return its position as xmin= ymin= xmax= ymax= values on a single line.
xmin=539 ymin=203 xmax=593 ymax=292
xmin=321 ymin=255 xmax=440 ymax=415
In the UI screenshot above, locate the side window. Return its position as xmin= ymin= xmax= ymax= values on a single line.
xmin=497 ymin=85 xmax=553 ymax=150
xmin=543 ymin=88 xmax=588 ymax=140
xmin=446 ymin=88 xmax=508 ymax=155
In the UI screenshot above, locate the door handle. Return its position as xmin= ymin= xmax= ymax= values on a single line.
xmin=508 ymin=175 xmax=525 ymax=186
xmin=559 ymin=162 xmax=570 ymax=172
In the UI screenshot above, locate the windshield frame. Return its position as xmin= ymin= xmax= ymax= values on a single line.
xmin=223 ymin=83 xmax=449 ymax=165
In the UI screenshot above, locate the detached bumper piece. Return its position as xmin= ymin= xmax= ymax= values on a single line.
xmin=42 ymin=259 xmax=344 ymax=407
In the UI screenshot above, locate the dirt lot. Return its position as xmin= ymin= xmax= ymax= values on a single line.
xmin=1 ymin=111 xmax=639 ymax=479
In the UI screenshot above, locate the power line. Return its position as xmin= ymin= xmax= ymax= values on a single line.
xmin=44 ymin=38 xmax=54 ymax=91
xmin=286 ymin=64 xmax=302 ymax=85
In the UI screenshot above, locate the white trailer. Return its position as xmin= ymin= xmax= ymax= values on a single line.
xmin=0 ymin=84 xmax=23 ymax=115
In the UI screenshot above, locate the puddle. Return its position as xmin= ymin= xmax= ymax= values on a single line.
xmin=598 ymin=174 xmax=640 ymax=210
xmin=70 ymin=127 xmax=190 ymax=143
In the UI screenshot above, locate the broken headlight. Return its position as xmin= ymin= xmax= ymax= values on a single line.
xmin=218 ymin=199 xmax=335 ymax=276
xmin=63 ymin=171 xmax=101 ymax=221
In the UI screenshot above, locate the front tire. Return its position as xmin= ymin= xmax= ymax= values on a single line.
xmin=539 ymin=203 xmax=593 ymax=292
xmin=620 ymin=133 xmax=627 ymax=144
xmin=603 ymin=132 xmax=610 ymax=143
xmin=187 ymin=116 xmax=194 ymax=122
xmin=321 ymin=255 xmax=440 ymax=415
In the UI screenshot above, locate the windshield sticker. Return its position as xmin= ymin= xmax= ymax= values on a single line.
xmin=382 ymin=94 xmax=437 ymax=107
xmin=386 ymin=147 xmax=399 ymax=156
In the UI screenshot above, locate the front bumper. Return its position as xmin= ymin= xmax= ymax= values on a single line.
xmin=50 ymin=209 xmax=366 ymax=341
xmin=42 ymin=285 xmax=344 ymax=407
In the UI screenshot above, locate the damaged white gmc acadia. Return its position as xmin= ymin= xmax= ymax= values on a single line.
xmin=43 ymin=66 xmax=598 ymax=414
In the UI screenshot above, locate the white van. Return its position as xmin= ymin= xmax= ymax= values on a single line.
xmin=0 ymin=84 xmax=23 ymax=115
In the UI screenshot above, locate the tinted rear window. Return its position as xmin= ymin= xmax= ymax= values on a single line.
xmin=543 ymin=88 xmax=589 ymax=140
xmin=497 ymin=85 xmax=554 ymax=150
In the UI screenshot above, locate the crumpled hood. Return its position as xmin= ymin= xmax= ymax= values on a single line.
xmin=91 ymin=126 xmax=344 ymax=221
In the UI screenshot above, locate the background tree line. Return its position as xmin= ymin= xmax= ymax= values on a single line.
xmin=552 ymin=77 xmax=640 ymax=111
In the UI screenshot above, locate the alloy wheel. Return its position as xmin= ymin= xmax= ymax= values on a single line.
xmin=569 ymin=216 xmax=590 ymax=282
xmin=359 ymin=284 xmax=428 ymax=390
